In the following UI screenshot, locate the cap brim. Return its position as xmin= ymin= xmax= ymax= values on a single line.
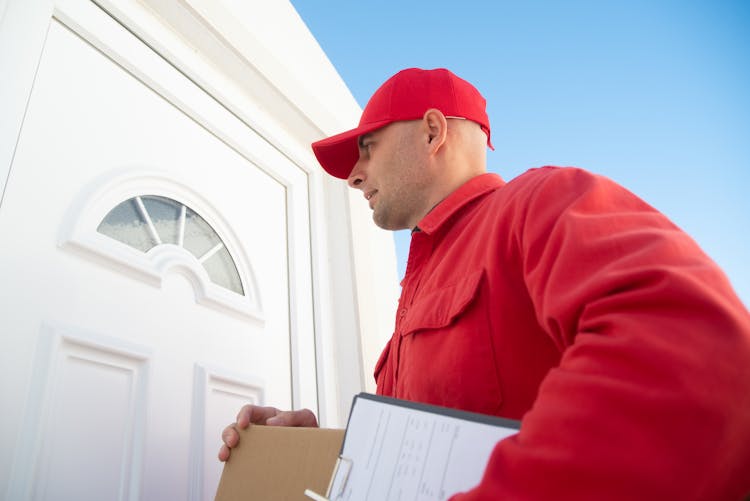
xmin=312 ymin=119 xmax=393 ymax=179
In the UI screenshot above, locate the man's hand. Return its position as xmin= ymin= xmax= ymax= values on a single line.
xmin=218 ymin=404 xmax=319 ymax=462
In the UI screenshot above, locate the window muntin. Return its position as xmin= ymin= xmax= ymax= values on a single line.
xmin=97 ymin=195 xmax=244 ymax=295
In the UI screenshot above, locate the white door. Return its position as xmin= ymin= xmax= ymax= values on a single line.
xmin=0 ymin=1 xmax=318 ymax=499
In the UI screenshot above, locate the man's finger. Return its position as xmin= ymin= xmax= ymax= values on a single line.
xmin=266 ymin=409 xmax=318 ymax=427
xmin=218 ymin=444 xmax=231 ymax=462
xmin=222 ymin=424 xmax=239 ymax=447
xmin=236 ymin=405 xmax=280 ymax=428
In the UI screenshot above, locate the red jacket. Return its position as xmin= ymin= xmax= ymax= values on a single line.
xmin=375 ymin=167 xmax=750 ymax=500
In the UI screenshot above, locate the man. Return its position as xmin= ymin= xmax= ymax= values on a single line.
xmin=220 ymin=68 xmax=750 ymax=499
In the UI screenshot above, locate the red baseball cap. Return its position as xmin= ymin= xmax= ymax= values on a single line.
xmin=311 ymin=67 xmax=493 ymax=179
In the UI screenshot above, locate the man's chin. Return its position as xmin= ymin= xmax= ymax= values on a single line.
xmin=373 ymin=214 xmax=409 ymax=232
xmin=372 ymin=212 xmax=392 ymax=230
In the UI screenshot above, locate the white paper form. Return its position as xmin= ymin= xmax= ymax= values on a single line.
xmin=327 ymin=394 xmax=520 ymax=501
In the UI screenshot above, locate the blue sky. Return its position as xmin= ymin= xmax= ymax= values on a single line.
xmin=291 ymin=0 xmax=750 ymax=307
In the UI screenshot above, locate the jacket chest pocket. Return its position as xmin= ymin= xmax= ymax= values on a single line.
xmin=396 ymin=269 xmax=504 ymax=415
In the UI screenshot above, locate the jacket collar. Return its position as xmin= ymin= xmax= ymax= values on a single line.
xmin=416 ymin=173 xmax=505 ymax=235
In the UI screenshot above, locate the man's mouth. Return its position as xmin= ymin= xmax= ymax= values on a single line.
xmin=365 ymin=190 xmax=378 ymax=209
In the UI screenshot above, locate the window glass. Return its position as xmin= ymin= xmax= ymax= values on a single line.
xmin=142 ymin=196 xmax=181 ymax=245
xmin=183 ymin=208 xmax=222 ymax=258
xmin=97 ymin=195 xmax=244 ymax=295
xmin=202 ymin=246 xmax=244 ymax=295
xmin=97 ymin=198 xmax=154 ymax=252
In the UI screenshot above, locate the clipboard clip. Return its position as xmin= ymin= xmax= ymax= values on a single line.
xmin=303 ymin=455 xmax=353 ymax=501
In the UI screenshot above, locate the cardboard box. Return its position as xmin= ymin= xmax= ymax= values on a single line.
xmin=214 ymin=425 xmax=344 ymax=501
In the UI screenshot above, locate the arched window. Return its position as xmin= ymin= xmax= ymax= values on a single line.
xmin=97 ymin=195 xmax=243 ymax=295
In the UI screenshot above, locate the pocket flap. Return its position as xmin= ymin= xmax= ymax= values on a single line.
xmin=400 ymin=269 xmax=484 ymax=337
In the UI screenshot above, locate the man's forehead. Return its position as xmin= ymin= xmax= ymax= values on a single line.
xmin=357 ymin=120 xmax=415 ymax=147
xmin=357 ymin=121 xmax=405 ymax=145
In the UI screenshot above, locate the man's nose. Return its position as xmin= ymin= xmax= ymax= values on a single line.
xmin=347 ymin=161 xmax=365 ymax=188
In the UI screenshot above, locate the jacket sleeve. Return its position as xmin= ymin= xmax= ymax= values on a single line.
xmin=451 ymin=167 xmax=750 ymax=501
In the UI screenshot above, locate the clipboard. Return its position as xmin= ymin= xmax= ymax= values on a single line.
xmin=306 ymin=393 xmax=520 ymax=501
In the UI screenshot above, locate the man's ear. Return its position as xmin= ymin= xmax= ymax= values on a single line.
xmin=422 ymin=108 xmax=448 ymax=153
